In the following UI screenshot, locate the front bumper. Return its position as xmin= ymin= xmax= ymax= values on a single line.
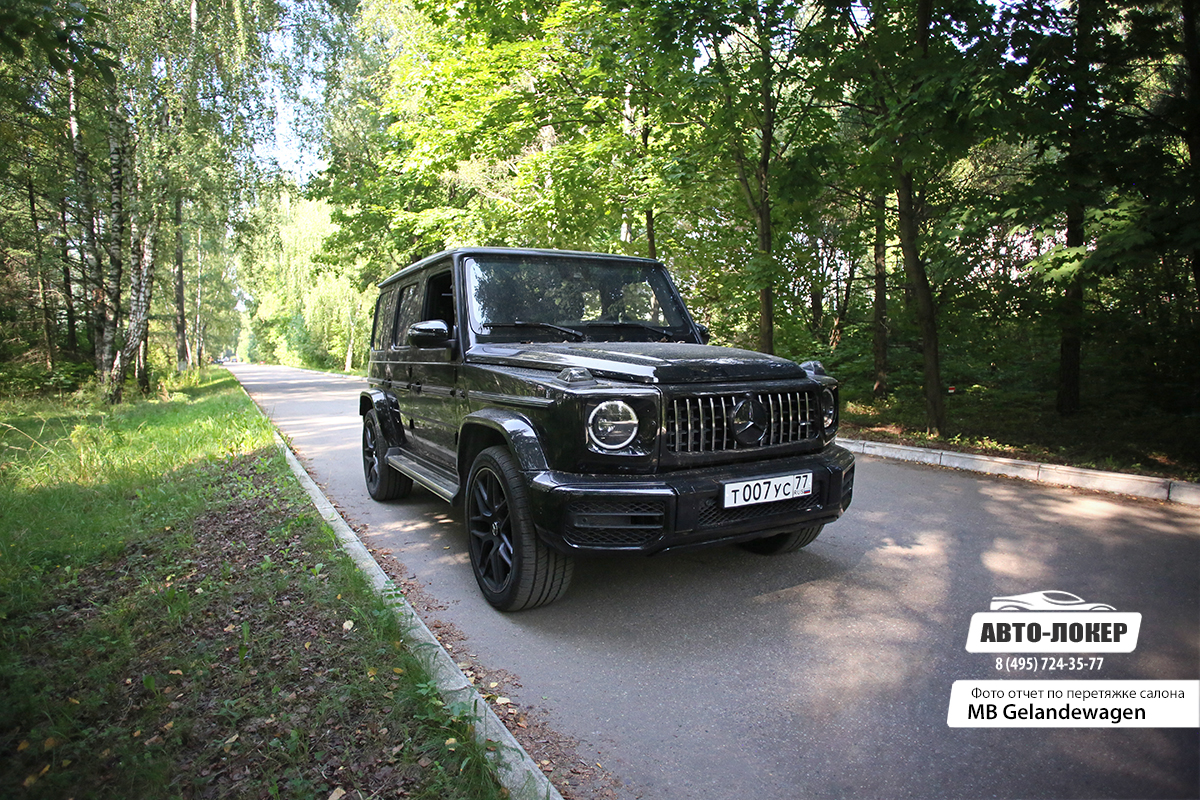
xmin=526 ymin=444 xmax=855 ymax=555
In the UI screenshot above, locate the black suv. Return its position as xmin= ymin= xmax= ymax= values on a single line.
xmin=360 ymin=248 xmax=854 ymax=610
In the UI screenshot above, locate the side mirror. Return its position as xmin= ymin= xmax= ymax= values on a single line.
xmin=407 ymin=319 xmax=453 ymax=348
xmin=696 ymin=323 xmax=711 ymax=344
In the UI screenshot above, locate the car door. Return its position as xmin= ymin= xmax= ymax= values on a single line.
xmin=385 ymin=281 xmax=421 ymax=445
xmin=405 ymin=266 xmax=464 ymax=472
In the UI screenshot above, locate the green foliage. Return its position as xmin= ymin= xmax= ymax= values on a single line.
xmin=3 ymin=0 xmax=1196 ymax=435
xmin=237 ymin=190 xmax=374 ymax=370
xmin=0 ymin=0 xmax=116 ymax=79
xmin=0 ymin=361 xmax=95 ymax=397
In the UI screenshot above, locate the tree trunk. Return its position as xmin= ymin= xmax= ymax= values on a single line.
xmin=137 ymin=338 xmax=150 ymax=394
xmin=872 ymin=194 xmax=888 ymax=398
xmin=755 ymin=24 xmax=776 ymax=357
xmin=809 ymin=281 xmax=823 ymax=334
xmin=758 ymin=280 xmax=774 ymax=354
xmin=718 ymin=22 xmax=777 ymax=355
xmin=895 ymin=167 xmax=945 ymax=434
xmin=174 ymin=193 xmax=190 ymax=370
xmin=641 ymin=124 xmax=657 ymax=261
xmin=887 ymin=0 xmax=944 ymax=434
xmin=108 ymin=202 xmax=158 ymax=403
xmin=193 ymin=229 xmax=203 ymax=365
xmin=1056 ymin=0 xmax=1097 ymax=415
xmin=27 ymin=176 xmax=55 ymax=369
xmin=58 ymin=200 xmax=78 ymax=353
xmin=1056 ymin=201 xmax=1086 ymax=414
xmin=829 ymin=250 xmax=857 ymax=350
xmin=100 ymin=105 xmax=128 ymax=383
xmin=68 ymin=69 xmax=104 ymax=365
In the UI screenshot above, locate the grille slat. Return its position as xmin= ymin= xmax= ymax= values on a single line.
xmin=666 ymin=388 xmax=818 ymax=453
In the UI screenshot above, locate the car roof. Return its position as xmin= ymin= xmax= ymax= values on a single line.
xmin=377 ymin=247 xmax=662 ymax=289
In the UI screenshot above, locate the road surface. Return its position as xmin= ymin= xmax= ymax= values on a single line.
xmin=229 ymin=363 xmax=1200 ymax=800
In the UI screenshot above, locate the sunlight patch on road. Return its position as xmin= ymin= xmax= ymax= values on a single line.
xmin=980 ymin=537 xmax=1055 ymax=584
xmin=769 ymin=530 xmax=953 ymax=718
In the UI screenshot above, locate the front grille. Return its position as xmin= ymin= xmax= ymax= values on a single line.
xmin=695 ymin=492 xmax=822 ymax=529
xmin=666 ymin=390 xmax=818 ymax=453
xmin=564 ymin=499 xmax=665 ymax=547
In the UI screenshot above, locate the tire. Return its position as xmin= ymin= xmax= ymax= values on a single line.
xmin=466 ymin=446 xmax=574 ymax=611
xmin=362 ymin=408 xmax=412 ymax=501
xmin=739 ymin=524 xmax=823 ymax=555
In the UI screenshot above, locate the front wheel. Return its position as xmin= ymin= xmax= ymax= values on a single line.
xmin=466 ymin=446 xmax=574 ymax=611
xmin=362 ymin=409 xmax=412 ymax=501
xmin=739 ymin=524 xmax=823 ymax=555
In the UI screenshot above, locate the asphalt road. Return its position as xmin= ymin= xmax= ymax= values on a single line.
xmin=229 ymin=363 xmax=1200 ymax=800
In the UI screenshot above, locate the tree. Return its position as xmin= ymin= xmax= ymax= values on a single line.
xmin=1005 ymin=0 xmax=1187 ymax=414
xmin=828 ymin=0 xmax=1001 ymax=434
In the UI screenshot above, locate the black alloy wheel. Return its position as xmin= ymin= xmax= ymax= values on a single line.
xmin=466 ymin=446 xmax=573 ymax=611
xmin=362 ymin=408 xmax=412 ymax=501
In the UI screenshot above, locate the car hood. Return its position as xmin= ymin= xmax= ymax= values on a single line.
xmin=466 ymin=342 xmax=810 ymax=385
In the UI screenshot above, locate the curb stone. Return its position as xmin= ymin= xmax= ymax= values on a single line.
xmin=273 ymin=434 xmax=564 ymax=800
xmin=839 ymin=438 xmax=1200 ymax=506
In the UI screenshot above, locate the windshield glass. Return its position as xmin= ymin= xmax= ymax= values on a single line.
xmin=465 ymin=255 xmax=693 ymax=342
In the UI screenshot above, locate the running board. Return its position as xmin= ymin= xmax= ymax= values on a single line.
xmin=386 ymin=453 xmax=458 ymax=502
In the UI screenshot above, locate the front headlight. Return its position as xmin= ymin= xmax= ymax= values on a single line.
xmin=820 ymin=387 xmax=837 ymax=430
xmin=588 ymin=400 xmax=640 ymax=450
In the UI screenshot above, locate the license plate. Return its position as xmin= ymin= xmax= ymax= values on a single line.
xmin=723 ymin=473 xmax=813 ymax=508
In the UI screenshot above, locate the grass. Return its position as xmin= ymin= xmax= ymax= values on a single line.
xmin=840 ymin=385 xmax=1200 ymax=484
xmin=0 ymin=371 xmax=507 ymax=799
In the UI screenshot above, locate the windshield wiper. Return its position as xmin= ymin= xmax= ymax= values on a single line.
xmin=485 ymin=321 xmax=587 ymax=341
xmin=583 ymin=321 xmax=675 ymax=338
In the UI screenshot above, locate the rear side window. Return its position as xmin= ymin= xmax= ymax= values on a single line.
xmin=393 ymin=283 xmax=421 ymax=346
xmin=372 ymin=288 xmax=399 ymax=350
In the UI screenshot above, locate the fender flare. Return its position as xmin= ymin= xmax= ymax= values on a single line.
xmin=457 ymin=407 xmax=549 ymax=481
xmin=359 ymin=389 xmax=404 ymax=448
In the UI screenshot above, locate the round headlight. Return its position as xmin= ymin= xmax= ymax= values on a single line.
xmin=820 ymin=387 xmax=837 ymax=430
xmin=588 ymin=400 xmax=640 ymax=451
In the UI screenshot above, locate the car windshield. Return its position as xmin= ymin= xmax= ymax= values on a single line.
xmin=465 ymin=255 xmax=693 ymax=342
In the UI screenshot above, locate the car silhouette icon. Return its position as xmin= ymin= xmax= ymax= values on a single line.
xmin=990 ymin=591 xmax=1115 ymax=611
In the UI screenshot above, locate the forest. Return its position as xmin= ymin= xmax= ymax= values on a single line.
xmin=1 ymin=0 xmax=1197 ymax=474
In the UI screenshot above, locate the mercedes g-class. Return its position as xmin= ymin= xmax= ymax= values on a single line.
xmin=360 ymin=248 xmax=854 ymax=610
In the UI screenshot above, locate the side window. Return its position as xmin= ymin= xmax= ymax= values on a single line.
xmin=371 ymin=288 xmax=398 ymax=351
xmin=392 ymin=283 xmax=420 ymax=347
xmin=424 ymin=271 xmax=455 ymax=329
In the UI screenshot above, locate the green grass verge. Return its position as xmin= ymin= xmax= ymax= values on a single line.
xmin=0 ymin=371 xmax=506 ymax=799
